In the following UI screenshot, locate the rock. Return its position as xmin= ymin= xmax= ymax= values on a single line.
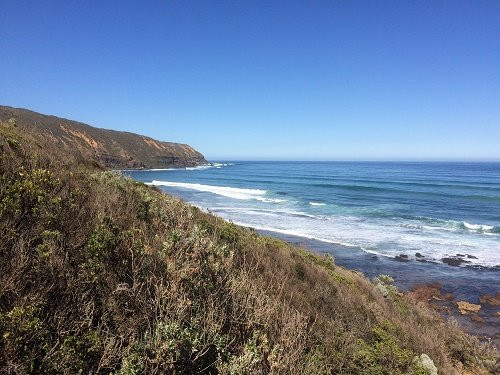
xmin=442 ymin=293 xmax=454 ymax=301
xmin=394 ymin=254 xmax=409 ymax=262
xmin=441 ymin=257 xmax=469 ymax=266
xmin=456 ymin=253 xmax=465 ymax=257
xmin=428 ymin=282 xmax=442 ymax=290
xmin=410 ymin=283 xmax=442 ymax=303
xmin=415 ymin=252 xmax=424 ymax=258
xmin=466 ymin=254 xmax=478 ymax=259
xmin=456 ymin=301 xmax=481 ymax=315
xmin=416 ymin=258 xmax=438 ymax=264
xmin=413 ymin=354 xmax=438 ymax=375
xmin=479 ymin=292 xmax=500 ymax=306
xmin=471 ymin=315 xmax=485 ymax=324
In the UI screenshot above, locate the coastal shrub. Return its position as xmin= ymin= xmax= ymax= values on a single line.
xmin=0 ymin=125 xmax=496 ymax=374
xmin=0 ymin=305 xmax=50 ymax=372
xmin=6 ymin=137 xmax=20 ymax=151
xmin=353 ymin=325 xmax=423 ymax=375
xmin=376 ymin=274 xmax=395 ymax=285
xmin=297 ymin=248 xmax=336 ymax=272
xmin=35 ymin=229 xmax=62 ymax=257
xmin=219 ymin=331 xmax=270 ymax=374
xmin=51 ymin=329 xmax=102 ymax=373
xmin=219 ymin=221 xmax=240 ymax=244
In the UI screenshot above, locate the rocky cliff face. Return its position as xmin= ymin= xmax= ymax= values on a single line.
xmin=0 ymin=105 xmax=207 ymax=169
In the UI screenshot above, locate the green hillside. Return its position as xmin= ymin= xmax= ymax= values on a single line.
xmin=0 ymin=116 xmax=497 ymax=374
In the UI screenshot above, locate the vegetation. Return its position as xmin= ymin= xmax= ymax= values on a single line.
xmin=0 ymin=106 xmax=206 ymax=169
xmin=0 ymin=118 xmax=498 ymax=374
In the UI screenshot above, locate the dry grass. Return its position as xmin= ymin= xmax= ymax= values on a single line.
xmin=0 ymin=120 xmax=498 ymax=374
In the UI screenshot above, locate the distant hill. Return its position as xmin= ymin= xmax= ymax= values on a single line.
xmin=0 ymin=105 xmax=207 ymax=169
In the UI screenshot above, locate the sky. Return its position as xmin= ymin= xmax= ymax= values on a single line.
xmin=1 ymin=1 xmax=499 ymax=161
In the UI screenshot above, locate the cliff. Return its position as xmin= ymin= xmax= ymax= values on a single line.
xmin=0 ymin=105 xmax=207 ymax=169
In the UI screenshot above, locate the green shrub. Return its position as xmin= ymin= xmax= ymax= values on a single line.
xmin=220 ymin=331 xmax=269 ymax=374
xmin=83 ymin=217 xmax=121 ymax=281
xmin=376 ymin=274 xmax=395 ymax=285
xmin=0 ymin=127 xmax=495 ymax=374
xmin=0 ymin=306 xmax=50 ymax=372
xmin=353 ymin=325 xmax=414 ymax=374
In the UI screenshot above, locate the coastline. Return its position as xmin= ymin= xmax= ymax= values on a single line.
xmin=256 ymin=228 xmax=500 ymax=347
xmin=115 ymin=162 xmax=232 ymax=172
xmin=124 ymin=161 xmax=500 ymax=349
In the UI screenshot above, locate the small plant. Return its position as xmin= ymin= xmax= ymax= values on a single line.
xmin=6 ymin=137 xmax=20 ymax=151
xmin=354 ymin=325 xmax=417 ymax=374
xmin=375 ymin=274 xmax=395 ymax=285
xmin=220 ymin=331 xmax=269 ymax=374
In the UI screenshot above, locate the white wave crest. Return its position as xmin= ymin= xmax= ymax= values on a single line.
xmin=148 ymin=180 xmax=268 ymax=200
xmin=309 ymin=202 xmax=326 ymax=206
xmin=185 ymin=165 xmax=212 ymax=170
xmin=186 ymin=162 xmax=234 ymax=170
xmin=229 ymin=221 xmax=375 ymax=253
xmin=213 ymin=207 xmax=327 ymax=220
xmin=116 ymin=162 xmax=234 ymax=172
xmin=463 ymin=221 xmax=495 ymax=233
xmin=255 ymin=197 xmax=287 ymax=203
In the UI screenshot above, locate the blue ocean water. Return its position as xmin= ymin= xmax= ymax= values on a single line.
xmin=125 ymin=162 xmax=500 ymax=268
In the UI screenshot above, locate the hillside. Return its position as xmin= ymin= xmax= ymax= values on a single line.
xmin=0 ymin=116 xmax=498 ymax=374
xmin=0 ymin=106 xmax=207 ymax=169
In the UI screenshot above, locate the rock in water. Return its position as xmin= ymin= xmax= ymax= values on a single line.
xmin=456 ymin=301 xmax=481 ymax=315
xmin=479 ymin=292 xmax=500 ymax=306
xmin=471 ymin=315 xmax=485 ymax=324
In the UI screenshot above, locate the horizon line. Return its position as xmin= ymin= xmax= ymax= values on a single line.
xmin=206 ymin=158 xmax=500 ymax=163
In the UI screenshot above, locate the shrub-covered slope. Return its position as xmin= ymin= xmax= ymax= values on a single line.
xmin=0 ymin=119 xmax=497 ymax=374
xmin=0 ymin=106 xmax=207 ymax=169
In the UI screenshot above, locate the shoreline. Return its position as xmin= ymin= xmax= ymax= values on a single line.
xmin=116 ymin=162 xmax=233 ymax=173
xmin=256 ymin=228 xmax=500 ymax=347
xmin=228 ymin=219 xmax=499 ymax=270
xmin=132 ymin=180 xmax=500 ymax=347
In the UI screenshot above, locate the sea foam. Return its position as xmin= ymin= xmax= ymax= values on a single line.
xmin=131 ymin=161 xmax=500 ymax=269
xmin=462 ymin=222 xmax=495 ymax=233
xmin=206 ymin=205 xmax=500 ymax=268
xmin=148 ymin=180 xmax=268 ymax=201
xmin=122 ymin=162 xmax=234 ymax=172
xmin=185 ymin=163 xmax=233 ymax=170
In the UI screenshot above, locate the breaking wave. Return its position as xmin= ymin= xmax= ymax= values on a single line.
xmin=309 ymin=202 xmax=326 ymax=206
xmin=148 ymin=180 xmax=287 ymax=203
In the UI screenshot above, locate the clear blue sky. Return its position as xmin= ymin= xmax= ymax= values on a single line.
xmin=1 ymin=1 xmax=499 ymax=161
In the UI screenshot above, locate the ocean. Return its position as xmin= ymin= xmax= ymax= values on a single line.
xmin=125 ymin=161 xmax=500 ymax=269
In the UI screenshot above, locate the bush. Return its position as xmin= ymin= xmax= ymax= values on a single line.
xmin=0 ymin=123 xmax=496 ymax=374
